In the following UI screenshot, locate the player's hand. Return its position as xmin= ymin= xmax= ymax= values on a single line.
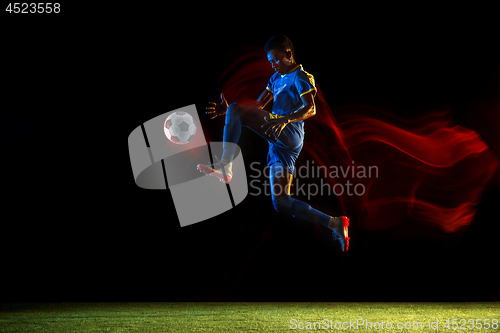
xmin=261 ymin=116 xmax=289 ymax=141
xmin=206 ymin=93 xmax=228 ymax=120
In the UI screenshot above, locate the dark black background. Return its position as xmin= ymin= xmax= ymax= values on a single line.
xmin=2 ymin=4 xmax=499 ymax=301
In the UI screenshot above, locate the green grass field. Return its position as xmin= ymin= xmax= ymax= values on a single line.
xmin=1 ymin=302 xmax=499 ymax=332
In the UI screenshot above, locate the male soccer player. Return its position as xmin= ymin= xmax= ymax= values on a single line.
xmin=198 ymin=35 xmax=349 ymax=252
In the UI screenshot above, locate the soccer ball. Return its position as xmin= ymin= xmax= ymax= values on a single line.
xmin=164 ymin=111 xmax=197 ymax=144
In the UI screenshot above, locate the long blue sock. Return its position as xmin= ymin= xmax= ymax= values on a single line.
xmin=273 ymin=195 xmax=331 ymax=226
xmin=221 ymin=104 xmax=241 ymax=162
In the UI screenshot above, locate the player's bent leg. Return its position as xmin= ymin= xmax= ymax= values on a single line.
xmin=273 ymin=195 xmax=350 ymax=252
xmin=270 ymin=162 xmax=349 ymax=252
xmin=221 ymin=103 xmax=243 ymax=163
xmin=272 ymin=195 xmax=331 ymax=226
xmin=198 ymin=103 xmax=241 ymax=183
xmin=236 ymin=104 xmax=275 ymax=140
xmin=198 ymin=103 xmax=271 ymax=183
xmin=270 ymin=163 xmax=330 ymax=225
xmin=219 ymin=103 xmax=271 ymax=161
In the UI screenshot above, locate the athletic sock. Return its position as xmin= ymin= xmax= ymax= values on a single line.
xmin=273 ymin=195 xmax=331 ymax=226
xmin=221 ymin=105 xmax=241 ymax=162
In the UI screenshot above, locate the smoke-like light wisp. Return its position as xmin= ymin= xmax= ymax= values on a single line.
xmin=217 ymin=45 xmax=499 ymax=233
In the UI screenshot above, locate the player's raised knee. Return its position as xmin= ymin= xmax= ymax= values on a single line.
xmin=227 ymin=102 xmax=241 ymax=114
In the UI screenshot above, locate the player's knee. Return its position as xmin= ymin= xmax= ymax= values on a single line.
xmin=272 ymin=198 xmax=284 ymax=213
xmin=227 ymin=102 xmax=241 ymax=115
xmin=272 ymin=195 xmax=294 ymax=214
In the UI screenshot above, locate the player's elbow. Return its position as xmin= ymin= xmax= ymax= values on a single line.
xmin=307 ymin=106 xmax=316 ymax=117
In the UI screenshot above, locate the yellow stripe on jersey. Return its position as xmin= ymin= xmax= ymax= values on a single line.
xmin=299 ymin=87 xmax=316 ymax=97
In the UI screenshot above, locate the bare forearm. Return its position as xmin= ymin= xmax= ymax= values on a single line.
xmin=282 ymin=104 xmax=316 ymax=124
xmin=256 ymin=100 xmax=268 ymax=109
xmin=257 ymin=90 xmax=273 ymax=109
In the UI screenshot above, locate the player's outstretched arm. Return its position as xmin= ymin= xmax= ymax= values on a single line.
xmin=206 ymin=93 xmax=228 ymax=120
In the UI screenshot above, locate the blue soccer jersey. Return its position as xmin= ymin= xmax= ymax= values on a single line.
xmin=266 ymin=64 xmax=316 ymax=117
xmin=265 ymin=65 xmax=316 ymax=175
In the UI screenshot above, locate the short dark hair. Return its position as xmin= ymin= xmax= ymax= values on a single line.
xmin=264 ymin=34 xmax=295 ymax=57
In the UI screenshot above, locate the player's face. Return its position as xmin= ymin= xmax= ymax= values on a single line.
xmin=267 ymin=49 xmax=294 ymax=75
